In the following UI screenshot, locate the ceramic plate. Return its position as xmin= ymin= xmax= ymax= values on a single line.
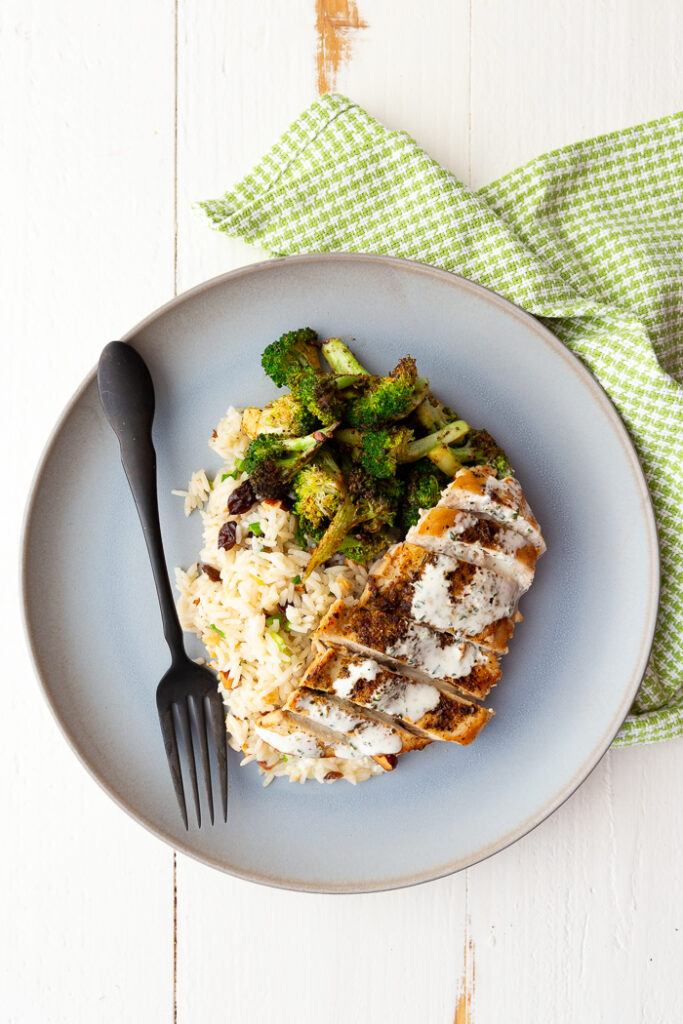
xmin=22 ymin=254 xmax=658 ymax=892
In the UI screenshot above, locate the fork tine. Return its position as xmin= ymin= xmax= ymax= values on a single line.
xmin=157 ymin=704 xmax=188 ymax=831
xmin=174 ymin=699 xmax=201 ymax=828
xmin=207 ymin=692 xmax=229 ymax=822
xmin=192 ymin=695 xmax=214 ymax=825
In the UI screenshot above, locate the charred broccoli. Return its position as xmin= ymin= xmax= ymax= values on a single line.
xmin=242 ymin=393 xmax=316 ymax=437
xmin=336 ymin=418 xmax=470 ymax=478
xmin=322 ymin=340 xmax=428 ymax=427
xmin=414 ymin=393 xmax=463 ymax=476
xmin=243 ymin=423 xmax=338 ymax=499
xmin=291 ymin=449 xmax=346 ymax=528
xmin=290 ymin=367 xmax=348 ymax=426
xmin=401 ymin=460 xmax=449 ymax=531
xmin=294 ymin=513 xmax=392 ymax=567
xmin=336 ymin=425 xmax=413 ymax=477
xmin=415 ymin=394 xmax=458 ymax=430
xmin=449 ymin=430 xmax=514 ymax=478
xmin=294 ymin=514 xmax=326 ymax=548
xmin=337 ymin=527 xmax=395 ymax=565
xmin=261 ymin=328 xmax=321 ymax=388
xmin=344 ymin=356 xmax=429 ymax=427
xmin=304 ymin=469 xmax=403 ymax=577
xmin=321 ymin=338 xmax=370 ymax=381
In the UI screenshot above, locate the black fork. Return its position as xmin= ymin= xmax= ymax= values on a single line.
xmin=97 ymin=341 xmax=228 ymax=828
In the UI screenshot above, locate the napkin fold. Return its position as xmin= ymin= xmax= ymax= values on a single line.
xmin=199 ymin=94 xmax=683 ymax=746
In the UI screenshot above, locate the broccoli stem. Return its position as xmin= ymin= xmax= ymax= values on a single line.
xmin=334 ymin=428 xmax=365 ymax=446
xmin=404 ymin=420 xmax=470 ymax=460
xmin=336 ymin=420 xmax=470 ymax=465
xmin=427 ymin=446 xmax=462 ymax=476
xmin=321 ymin=338 xmax=370 ymax=378
xmin=279 ymin=428 xmax=335 ymax=461
xmin=415 ymin=396 xmax=456 ymax=431
xmin=330 ymin=373 xmax=366 ymax=390
xmin=415 ymin=396 xmax=464 ymax=475
xmin=403 ymin=377 xmax=430 ymax=415
xmin=303 ymin=493 xmax=357 ymax=579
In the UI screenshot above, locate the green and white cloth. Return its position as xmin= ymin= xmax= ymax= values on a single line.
xmin=200 ymin=94 xmax=683 ymax=746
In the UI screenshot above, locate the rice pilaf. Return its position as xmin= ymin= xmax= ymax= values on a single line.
xmin=174 ymin=407 xmax=382 ymax=785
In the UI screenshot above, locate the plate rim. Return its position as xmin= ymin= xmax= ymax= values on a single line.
xmin=20 ymin=251 xmax=660 ymax=893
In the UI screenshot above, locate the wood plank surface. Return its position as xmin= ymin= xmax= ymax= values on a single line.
xmin=4 ymin=1 xmax=683 ymax=1022
xmin=470 ymin=0 xmax=683 ymax=186
xmin=1 ymin=2 xmax=176 ymax=1021
xmin=176 ymin=861 xmax=468 ymax=1024
xmin=469 ymin=741 xmax=683 ymax=1022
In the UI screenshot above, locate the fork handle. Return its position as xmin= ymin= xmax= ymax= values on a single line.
xmin=97 ymin=341 xmax=186 ymax=661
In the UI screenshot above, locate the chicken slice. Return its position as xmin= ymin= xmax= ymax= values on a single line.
xmin=366 ymin=542 xmax=521 ymax=641
xmin=437 ymin=466 xmax=546 ymax=553
xmin=254 ymin=709 xmax=363 ymax=760
xmin=406 ymin=506 xmax=538 ymax=591
xmin=284 ymin=687 xmax=431 ymax=758
xmin=302 ymin=648 xmax=493 ymax=745
xmin=314 ymin=599 xmax=503 ymax=698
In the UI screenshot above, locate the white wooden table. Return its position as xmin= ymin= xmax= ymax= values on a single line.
xmin=4 ymin=2 xmax=683 ymax=1020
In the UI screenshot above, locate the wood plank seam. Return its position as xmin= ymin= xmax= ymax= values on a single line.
xmin=467 ymin=0 xmax=473 ymax=187
xmin=453 ymin=873 xmax=475 ymax=1022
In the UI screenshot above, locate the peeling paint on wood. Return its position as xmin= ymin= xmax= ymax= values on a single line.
xmin=315 ymin=0 xmax=367 ymax=95
xmin=454 ymin=930 xmax=475 ymax=1023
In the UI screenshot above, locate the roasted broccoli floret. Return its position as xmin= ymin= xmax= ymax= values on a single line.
xmin=290 ymin=366 xmax=348 ymax=426
xmin=294 ymin=514 xmax=326 ymax=548
xmin=323 ymin=341 xmax=429 ymax=427
xmin=243 ymin=423 xmax=338 ymax=499
xmin=304 ymin=470 xmax=403 ymax=577
xmin=261 ymin=327 xmax=321 ymax=388
xmin=336 ymin=425 xmax=413 ymax=477
xmin=292 ymin=450 xmax=346 ymax=528
xmin=415 ymin=394 xmax=458 ymax=431
xmin=450 ymin=430 xmax=514 ymax=478
xmin=336 ymin=418 xmax=470 ymax=478
xmin=321 ymin=337 xmax=370 ymax=384
xmin=337 ymin=527 xmax=395 ymax=565
xmin=344 ymin=357 xmax=429 ymax=427
xmin=243 ymin=393 xmax=317 ymax=437
xmin=401 ymin=460 xmax=449 ymax=531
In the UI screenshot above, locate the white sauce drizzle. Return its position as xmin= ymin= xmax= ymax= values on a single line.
xmin=333 ymin=658 xmax=440 ymax=723
xmin=445 ymin=512 xmax=479 ymax=535
xmin=497 ymin=530 xmax=529 ymax=553
xmin=410 ymin=558 xmax=455 ymax=629
xmin=411 ymin=556 xmax=519 ymax=634
xmin=387 ymin=624 xmax=480 ymax=679
xmin=333 ymin=658 xmax=381 ymax=699
xmin=377 ymin=679 xmax=440 ymax=723
xmin=439 ymin=476 xmax=545 ymax=550
xmin=254 ymin=724 xmax=323 ymax=759
xmin=295 ymin=692 xmax=402 ymax=756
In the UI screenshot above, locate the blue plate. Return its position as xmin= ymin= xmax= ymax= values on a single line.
xmin=21 ymin=254 xmax=658 ymax=892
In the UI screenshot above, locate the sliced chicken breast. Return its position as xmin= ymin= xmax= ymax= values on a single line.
xmin=284 ymin=687 xmax=431 ymax=758
xmin=255 ymin=709 xmax=362 ymax=760
xmin=406 ymin=506 xmax=538 ymax=590
xmin=437 ymin=466 xmax=546 ymax=552
xmin=314 ymin=599 xmax=504 ymax=697
xmin=366 ymin=542 xmax=521 ymax=641
xmin=302 ymin=648 xmax=493 ymax=745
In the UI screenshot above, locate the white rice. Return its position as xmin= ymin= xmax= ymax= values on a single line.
xmin=174 ymin=406 xmax=383 ymax=785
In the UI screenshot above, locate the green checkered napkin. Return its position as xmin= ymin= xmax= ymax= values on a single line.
xmin=199 ymin=94 xmax=683 ymax=746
